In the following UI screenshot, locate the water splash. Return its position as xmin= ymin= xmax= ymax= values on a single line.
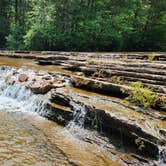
xmin=63 ymin=100 xmax=114 ymax=148
xmin=66 ymin=102 xmax=87 ymax=136
xmin=0 ymin=66 xmax=49 ymax=115
xmin=158 ymin=146 xmax=166 ymax=166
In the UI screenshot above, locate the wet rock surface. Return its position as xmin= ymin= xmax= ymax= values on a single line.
xmin=1 ymin=51 xmax=166 ymax=95
xmin=35 ymin=52 xmax=166 ymax=96
xmin=0 ymin=52 xmax=166 ymax=165
xmin=50 ymin=87 xmax=166 ymax=160
xmin=18 ymin=74 xmax=29 ymax=82
xmin=1 ymin=66 xmax=166 ymax=158
xmin=71 ymin=76 xmax=128 ymax=97
xmin=3 ymin=67 xmax=68 ymax=95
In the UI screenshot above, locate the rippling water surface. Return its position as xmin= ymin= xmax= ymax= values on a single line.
xmin=0 ymin=58 xmax=164 ymax=166
xmin=0 ymin=92 xmax=119 ymax=166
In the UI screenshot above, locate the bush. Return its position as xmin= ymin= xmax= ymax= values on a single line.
xmin=24 ymin=24 xmax=60 ymax=50
xmin=127 ymin=82 xmax=158 ymax=109
xmin=6 ymin=25 xmax=25 ymax=50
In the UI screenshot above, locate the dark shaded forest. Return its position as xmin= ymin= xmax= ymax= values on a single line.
xmin=0 ymin=0 xmax=166 ymax=51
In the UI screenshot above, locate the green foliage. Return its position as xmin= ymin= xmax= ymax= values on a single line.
xmin=24 ymin=24 xmax=57 ymax=50
xmin=0 ymin=0 xmax=11 ymax=48
xmin=135 ymin=138 xmax=146 ymax=151
xmin=127 ymin=82 xmax=158 ymax=109
xmin=109 ymin=76 xmax=124 ymax=84
xmin=1 ymin=0 xmax=166 ymax=51
xmin=148 ymin=52 xmax=156 ymax=61
xmin=57 ymin=115 xmax=64 ymax=122
xmin=6 ymin=25 xmax=25 ymax=50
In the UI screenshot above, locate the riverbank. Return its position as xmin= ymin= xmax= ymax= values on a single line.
xmin=0 ymin=51 xmax=166 ymax=165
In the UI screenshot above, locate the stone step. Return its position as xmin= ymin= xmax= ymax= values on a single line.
xmin=50 ymin=87 xmax=166 ymax=159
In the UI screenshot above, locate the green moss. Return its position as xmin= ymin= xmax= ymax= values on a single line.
xmin=135 ymin=138 xmax=146 ymax=151
xmin=148 ymin=52 xmax=156 ymax=61
xmin=109 ymin=76 xmax=124 ymax=84
xmin=57 ymin=115 xmax=64 ymax=122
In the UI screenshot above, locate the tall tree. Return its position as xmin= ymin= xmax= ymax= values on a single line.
xmin=0 ymin=0 xmax=10 ymax=48
xmin=1 ymin=0 xmax=165 ymax=51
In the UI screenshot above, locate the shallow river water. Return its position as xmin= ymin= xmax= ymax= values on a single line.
xmin=0 ymin=58 xmax=120 ymax=165
xmin=0 ymin=56 xmax=165 ymax=166
xmin=0 ymin=95 xmax=119 ymax=166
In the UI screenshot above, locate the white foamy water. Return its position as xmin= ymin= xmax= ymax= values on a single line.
xmin=0 ymin=66 xmax=120 ymax=166
xmin=0 ymin=66 xmax=49 ymax=115
xmin=0 ymin=66 xmax=165 ymax=166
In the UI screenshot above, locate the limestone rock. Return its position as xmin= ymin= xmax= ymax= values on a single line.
xmin=18 ymin=74 xmax=29 ymax=82
xmin=29 ymin=80 xmax=53 ymax=94
xmin=51 ymin=91 xmax=71 ymax=106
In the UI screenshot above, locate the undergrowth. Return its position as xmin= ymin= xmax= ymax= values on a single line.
xmin=126 ymin=82 xmax=158 ymax=109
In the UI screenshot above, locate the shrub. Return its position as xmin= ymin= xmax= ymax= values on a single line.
xmin=6 ymin=25 xmax=25 ymax=50
xmin=109 ymin=76 xmax=124 ymax=84
xmin=148 ymin=52 xmax=156 ymax=61
xmin=127 ymin=82 xmax=158 ymax=109
xmin=24 ymin=24 xmax=61 ymax=50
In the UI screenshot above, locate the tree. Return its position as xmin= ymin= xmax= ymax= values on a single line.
xmin=0 ymin=0 xmax=10 ymax=48
xmin=1 ymin=0 xmax=166 ymax=51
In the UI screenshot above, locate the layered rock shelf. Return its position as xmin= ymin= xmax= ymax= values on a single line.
xmin=0 ymin=51 xmax=166 ymax=164
xmin=1 ymin=65 xmax=166 ymax=163
xmin=0 ymin=51 xmax=165 ymax=108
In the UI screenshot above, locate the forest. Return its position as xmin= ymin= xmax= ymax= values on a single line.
xmin=0 ymin=0 xmax=166 ymax=51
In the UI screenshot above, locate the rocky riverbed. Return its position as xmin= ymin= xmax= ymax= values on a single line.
xmin=0 ymin=51 xmax=166 ymax=165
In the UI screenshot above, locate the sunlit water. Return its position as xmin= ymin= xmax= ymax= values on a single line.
xmin=0 ymin=66 xmax=119 ymax=166
xmin=0 ymin=62 xmax=165 ymax=165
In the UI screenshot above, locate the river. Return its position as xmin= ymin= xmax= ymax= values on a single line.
xmin=0 ymin=56 xmax=165 ymax=166
xmin=0 ymin=57 xmax=120 ymax=165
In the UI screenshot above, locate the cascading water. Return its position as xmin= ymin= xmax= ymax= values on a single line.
xmin=63 ymin=86 xmax=166 ymax=166
xmin=66 ymin=102 xmax=88 ymax=136
xmin=63 ymin=100 xmax=116 ymax=155
xmin=158 ymin=146 xmax=166 ymax=166
xmin=0 ymin=67 xmax=111 ymax=166
xmin=0 ymin=66 xmax=49 ymax=116
xmin=0 ymin=66 xmax=165 ymax=166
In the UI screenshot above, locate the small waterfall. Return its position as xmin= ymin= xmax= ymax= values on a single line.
xmin=63 ymin=101 xmax=115 ymax=158
xmin=158 ymin=146 xmax=166 ymax=166
xmin=66 ymin=102 xmax=88 ymax=137
xmin=0 ymin=66 xmax=49 ymax=116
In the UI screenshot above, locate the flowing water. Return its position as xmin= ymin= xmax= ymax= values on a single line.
xmin=0 ymin=58 xmax=165 ymax=165
xmin=0 ymin=66 xmax=122 ymax=165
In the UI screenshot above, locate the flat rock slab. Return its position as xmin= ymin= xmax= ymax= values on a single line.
xmin=71 ymin=76 xmax=129 ymax=97
xmin=50 ymin=87 xmax=166 ymax=159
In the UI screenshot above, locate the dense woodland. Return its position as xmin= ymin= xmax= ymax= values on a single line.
xmin=0 ymin=0 xmax=166 ymax=51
